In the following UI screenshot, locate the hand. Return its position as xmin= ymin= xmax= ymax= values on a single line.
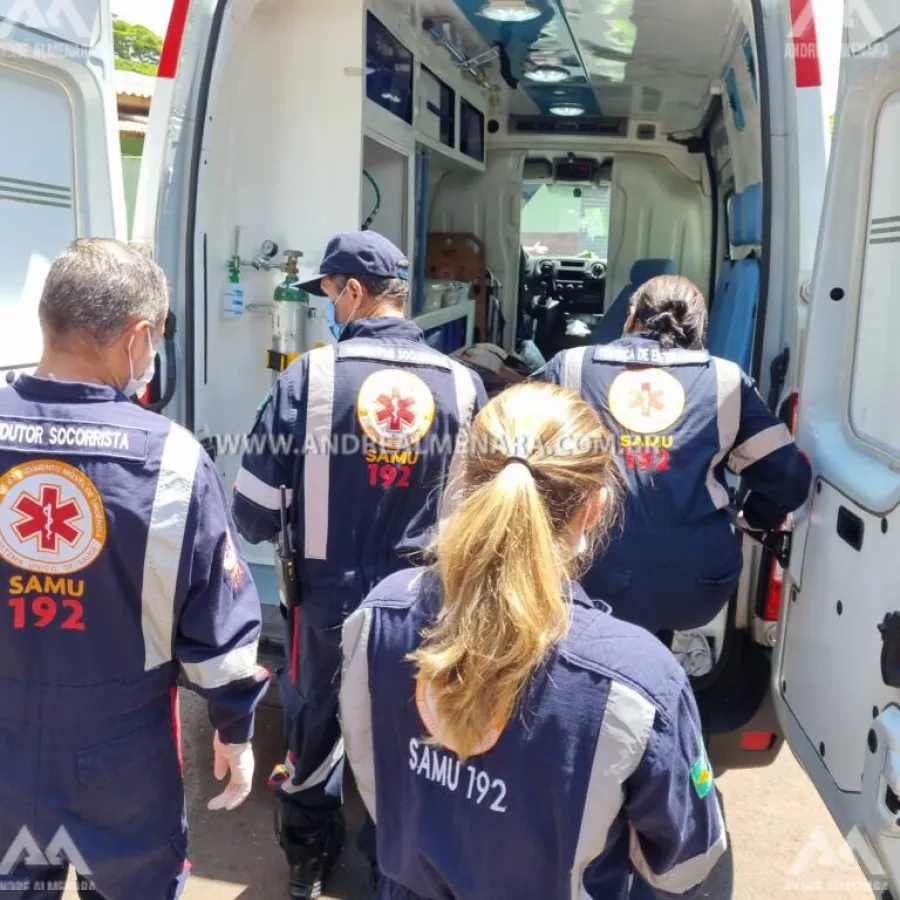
xmin=208 ymin=731 xmax=254 ymax=811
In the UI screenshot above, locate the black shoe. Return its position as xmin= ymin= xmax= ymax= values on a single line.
xmin=285 ymin=816 xmax=344 ymax=900
xmin=288 ymin=858 xmax=327 ymax=900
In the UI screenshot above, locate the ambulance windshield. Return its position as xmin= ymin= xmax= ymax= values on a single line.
xmin=520 ymin=184 xmax=611 ymax=259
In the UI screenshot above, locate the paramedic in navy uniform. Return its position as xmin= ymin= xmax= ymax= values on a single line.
xmin=540 ymin=275 xmax=812 ymax=642
xmin=339 ymin=380 xmax=727 ymax=899
xmin=232 ymin=230 xmax=488 ymax=899
xmin=0 ymin=239 xmax=270 ymax=899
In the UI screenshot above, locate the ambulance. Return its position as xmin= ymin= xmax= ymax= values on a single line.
xmin=1 ymin=0 xmax=898 ymax=888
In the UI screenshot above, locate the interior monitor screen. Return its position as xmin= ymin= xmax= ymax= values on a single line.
xmin=366 ymin=12 xmax=414 ymax=125
xmin=421 ymin=65 xmax=455 ymax=148
xmin=459 ymin=99 xmax=485 ymax=163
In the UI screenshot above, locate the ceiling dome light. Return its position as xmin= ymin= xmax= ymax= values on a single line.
xmin=478 ymin=1 xmax=542 ymax=23
xmin=524 ymin=64 xmax=570 ymax=83
xmin=549 ymin=103 xmax=585 ymax=116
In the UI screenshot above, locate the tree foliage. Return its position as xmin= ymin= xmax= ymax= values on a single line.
xmin=113 ymin=17 xmax=162 ymax=76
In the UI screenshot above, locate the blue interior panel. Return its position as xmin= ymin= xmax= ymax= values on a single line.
xmin=451 ymin=0 xmax=601 ymax=115
xmin=742 ymin=33 xmax=758 ymax=102
xmin=725 ymin=66 xmax=745 ymax=131
xmin=424 ymin=319 xmax=467 ymax=354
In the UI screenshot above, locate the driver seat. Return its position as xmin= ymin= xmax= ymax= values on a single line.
xmin=589 ymin=258 xmax=678 ymax=345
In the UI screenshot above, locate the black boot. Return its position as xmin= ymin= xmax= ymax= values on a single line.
xmin=280 ymin=811 xmax=344 ymax=900
xmin=289 ymin=856 xmax=331 ymax=900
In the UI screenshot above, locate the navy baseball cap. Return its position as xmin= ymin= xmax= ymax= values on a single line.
xmin=297 ymin=231 xmax=410 ymax=295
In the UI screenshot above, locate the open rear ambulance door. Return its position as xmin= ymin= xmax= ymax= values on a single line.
xmin=130 ymin=0 xmax=288 ymax=646
xmin=132 ymin=0 xmax=372 ymax=654
xmin=0 ymin=0 xmax=126 ymax=381
xmin=774 ymin=1 xmax=900 ymax=892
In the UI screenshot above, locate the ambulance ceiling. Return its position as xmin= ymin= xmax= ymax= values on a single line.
xmin=409 ymin=0 xmax=741 ymax=133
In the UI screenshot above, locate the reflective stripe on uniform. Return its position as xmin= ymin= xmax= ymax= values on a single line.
xmin=439 ymin=362 xmax=479 ymax=524
xmin=728 ymin=423 xmax=793 ymax=474
xmin=234 ymin=466 xmax=291 ymax=511
xmin=339 ymin=606 xmax=377 ymax=822
xmin=142 ymin=422 xmax=201 ymax=671
xmin=563 ymin=346 xmax=588 ymax=395
xmin=570 ymin=681 xmax=656 ymax=899
xmin=592 ymin=345 xmax=710 ymax=366
xmin=181 ymin=640 xmax=260 ymax=689
xmin=337 ymin=340 xmax=452 ymax=370
xmin=705 ymin=358 xmax=742 ymax=509
xmin=277 ymin=738 xmax=346 ymax=794
xmin=304 ymin=345 xmax=336 ymax=560
xmin=630 ymin=817 xmax=727 ymax=894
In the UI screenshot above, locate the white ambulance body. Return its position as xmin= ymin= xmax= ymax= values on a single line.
xmin=3 ymin=0 xmax=899 ymax=889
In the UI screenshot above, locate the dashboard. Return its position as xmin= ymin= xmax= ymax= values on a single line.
xmin=519 ymin=253 xmax=610 ymax=359
xmin=523 ymin=254 xmax=608 ymax=304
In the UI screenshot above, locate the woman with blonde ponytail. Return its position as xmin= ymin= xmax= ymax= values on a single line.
xmin=339 ymin=381 xmax=726 ymax=900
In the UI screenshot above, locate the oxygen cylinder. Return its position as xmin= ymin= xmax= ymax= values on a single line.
xmin=266 ymin=251 xmax=315 ymax=374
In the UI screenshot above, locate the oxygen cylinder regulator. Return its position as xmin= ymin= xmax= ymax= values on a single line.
xmin=222 ymin=230 xmax=317 ymax=375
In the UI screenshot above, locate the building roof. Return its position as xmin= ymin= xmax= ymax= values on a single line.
xmin=119 ymin=114 xmax=148 ymax=135
xmin=115 ymin=69 xmax=157 ymax=99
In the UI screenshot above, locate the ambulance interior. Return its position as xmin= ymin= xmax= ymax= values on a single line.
xmin=128 ymin=0 xmax=772 ymax=759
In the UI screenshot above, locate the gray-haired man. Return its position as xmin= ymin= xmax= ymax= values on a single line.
xmin=0 ymin=238 xmax=269 ymax=898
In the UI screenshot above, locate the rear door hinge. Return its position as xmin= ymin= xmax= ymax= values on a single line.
xmin=768 ymin=346 xmax=790 ymax=411
xmin=739 ymin=526 xmax=793 ymax=568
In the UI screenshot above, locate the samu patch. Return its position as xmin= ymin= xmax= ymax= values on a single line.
xmin=690 ymin=753 xmax=714 ymax=799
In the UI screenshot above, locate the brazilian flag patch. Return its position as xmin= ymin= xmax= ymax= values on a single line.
xmin=690 ymin=753 xmax=714 ymax=799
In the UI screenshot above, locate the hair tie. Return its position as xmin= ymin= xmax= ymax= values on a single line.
xmin=504 ymin=456 xmax=534 ymax=474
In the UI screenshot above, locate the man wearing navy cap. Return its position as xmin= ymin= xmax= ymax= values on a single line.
xmin=232 ymin=230 xmax=488 ymax=899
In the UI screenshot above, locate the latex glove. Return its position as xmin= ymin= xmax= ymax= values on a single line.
xmin=208 ymin=731 xmax=254 ymax=811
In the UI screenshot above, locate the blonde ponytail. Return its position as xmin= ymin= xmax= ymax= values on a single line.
xmin=409 ymin=381 xmax=621 ymax=761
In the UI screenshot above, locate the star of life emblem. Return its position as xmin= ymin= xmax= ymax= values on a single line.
xmin=607 ymin=367 xmax=686 ymax=435
xmin=357 ymin=369 xmax=436 ymax=450
xmin=0 ymin=460 xmax=106 ymax=575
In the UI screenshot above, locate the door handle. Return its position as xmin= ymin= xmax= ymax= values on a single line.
xmin=837 ymin=506 xmax=864 ymax=551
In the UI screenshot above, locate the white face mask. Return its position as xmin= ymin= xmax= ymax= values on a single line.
xmin=124 ymin=330 xmax=156 ymax=397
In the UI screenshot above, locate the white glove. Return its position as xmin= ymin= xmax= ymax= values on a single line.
xmin=208 ymin=731 xmax=254 ymax=811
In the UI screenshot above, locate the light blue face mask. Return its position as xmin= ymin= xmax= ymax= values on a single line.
xmin=327 ymin=284 xmax=355 ymax=341
xmin=326 ymin=298 xmax=345 ymax=341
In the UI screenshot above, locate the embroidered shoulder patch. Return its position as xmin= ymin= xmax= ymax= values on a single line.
xmin=223 ymin=529 xmax=244 ymax=589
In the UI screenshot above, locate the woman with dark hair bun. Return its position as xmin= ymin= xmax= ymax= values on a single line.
xmin=626 ymin=274 xmax=709 ymax=350
xmin=541 ymin=273 xmax=812 ymax=646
